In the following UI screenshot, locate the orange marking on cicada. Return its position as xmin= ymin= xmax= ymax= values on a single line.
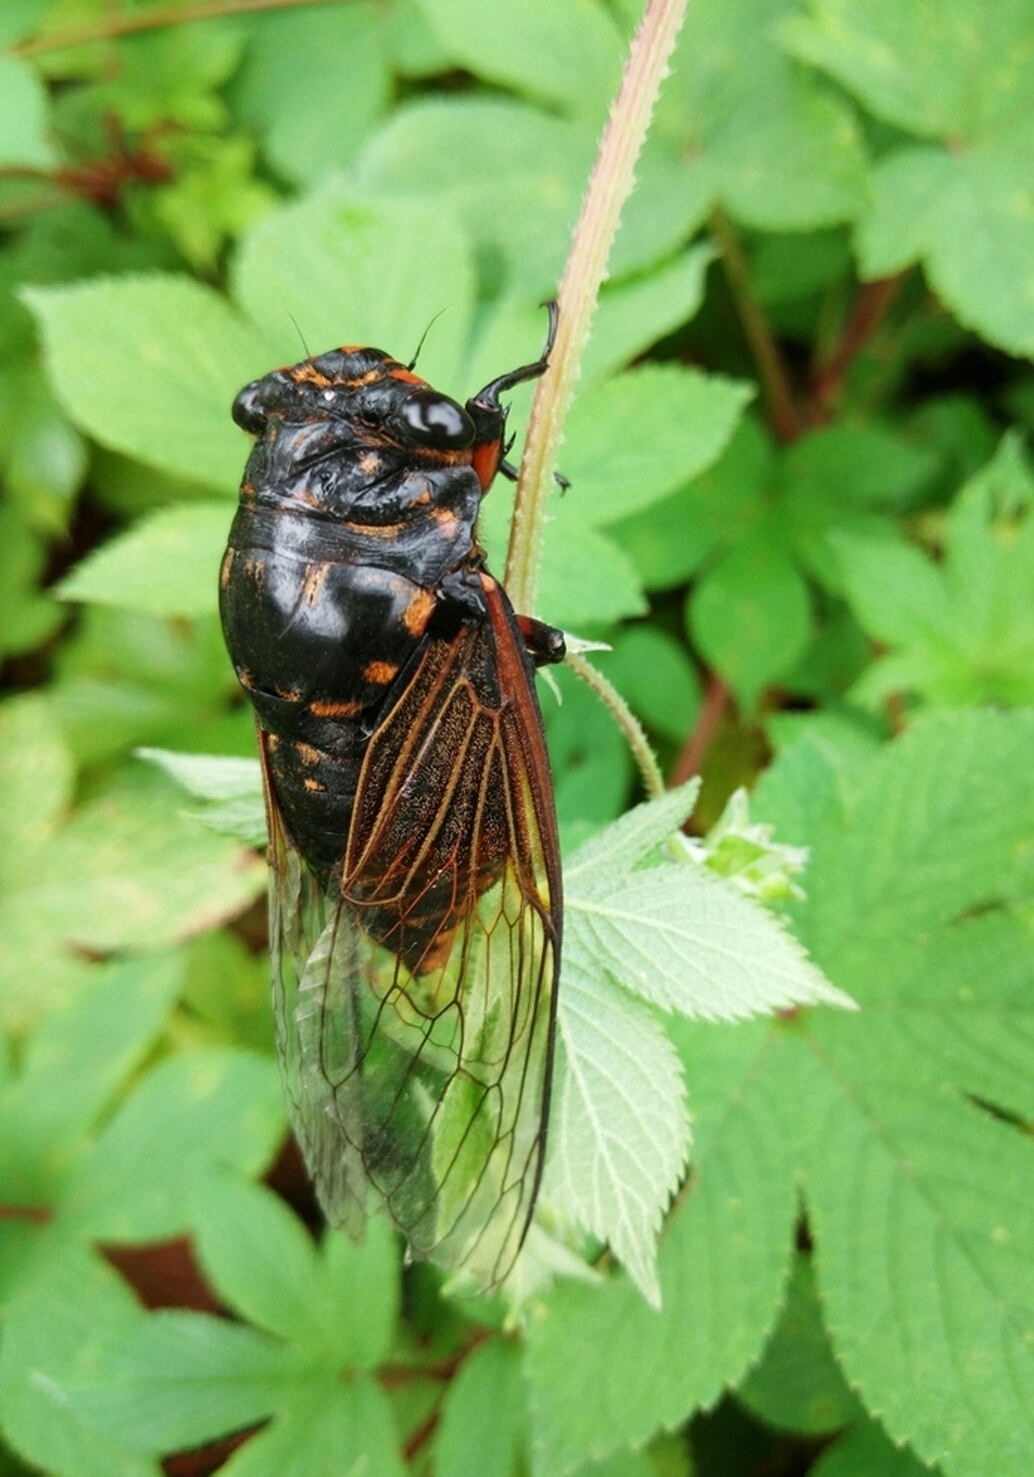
xmin=309 ymin=698 xmax=364 ymax=718
xmin=363 ymin=659 xmax=399 ymax=686
xmin=401 ymin=587 xmax=436 ymax=636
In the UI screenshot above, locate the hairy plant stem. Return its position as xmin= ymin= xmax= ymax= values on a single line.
xmin=10 ymin=0 xmax=338 ymax=57
xmin=565 ymin=650 xmax=665 ymax=799
xmin=504 ymin=0 xmax=689 ymax=616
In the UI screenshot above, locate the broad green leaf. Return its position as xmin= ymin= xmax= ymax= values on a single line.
xmin=560 ymin=367 xmax=753 ymax=527
xmin=603 ymin=627 xmax=702 ymax=745
xmin=15 ymin=768 xmax=265 ymax=954
xmin=565 ymin=794 xmax=851 ymax=1021
xmin=57 ymin=1048 xmax=284 ymax=1244
xmin=135 ymin=753 xmax=267 ymax=848
xmin=781 ymin=425 xmax=941 ymax=512
xmin=232 ymin=187 xmax=474 ymax=386
xmin=545 ymin=960 xmax=689 ymax=1307
xmin=526 ymin=1020 xmax=798 ymax=1475
xmin=780 ymin=0 xmax=1034 ymax=143
xmin=754 ymin=710 xmax=1034 ymax=1477
xmin=800 ymin=1028 xmax=1034 ymax=1477
xmin=655 ymin=0 xmax=868 ymax=232
xmin=24 ymin=276 xmax=270 ymax=488
xmin=194 ymin=1175 xmax=398 ymax=1368
xmin=562 ymin=783 xmax=700 ymax=878
xmin=610 ymin=416 xmax=772 ymax=591
xmin=135 ymin=749 xmax=262 ymax=804
xmin=0 ymin=358 xmax=87 ymax=517
xmin=0 ymin=56 xmax=54 ymax=168
xmin=1 ymin=953 xmax=184 ymax=1202
xmin=218 ymin=1377 xmax=406 ymax=1477
xmin=0 ymin=1243 xmax=158 ymax=1477
xmin=536 ymin=518 xmax=646 ymax=630
xmin=809 ymin=1421 xmax=939 ymax=1477
xmin=434 ymin=1338 xmax=526 ymax=1477
xmin=415 ymin=0 xmax=624 ymax=118
xmin=70 ymin=21 xmax=242 ymax=133
xmin=64 ymin=1310 xmax=311 ymax=1454
xmin=581 ymin=246 xmax=715 ymax=385
xmin=687 ymin=541 xmax=812 ymax=710
xmin=231 ymin=4 xmax=389 ymax=184
xmin=834 ymin=443 xmax=1034 ymax=709
xmin=738 ymin=1253 xmax=862 ymax=1435
xmin=857 ymin=122 xmax=1034 ymax=358
xmin=0 ymin=693 xmax=73 ymax=893
xmin=57 ymin=502 xmax=231 ymax=618
xmin=354 ymin=97 xmax=594 ymax=296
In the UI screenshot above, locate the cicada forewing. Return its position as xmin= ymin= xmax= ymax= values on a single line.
xmin=265 ymin=571 xmax=561 ymax=1290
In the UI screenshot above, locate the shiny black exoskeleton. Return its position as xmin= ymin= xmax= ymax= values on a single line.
xmin=219 ymin=309 xmax=560 ymax=884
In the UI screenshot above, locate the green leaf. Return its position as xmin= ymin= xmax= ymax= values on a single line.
xmin=780 ymin=0 xmax=1034 ymax=143
xmin=754 ymin=710 xmax=1034 ymax=1476
xmin=65 ymin=1310 xmax=311 ymax=1454
xmin=603 ymin=627 xmax=702 ymax=745
xmin=232 ymin=187 xmax=475 ymax=384
xmin=560 ymin=367 xmax=753 ymax=526
xmin=738 ymin=1252 xmax=862 ymax=1435
xmin=134 ymin=752 xmax=267 ymax=849
xmin=809 ymin=1421 xmax=939 ymax=1477
xmin=231 ymin=4 xmax=390 ymax=184
xmin=536 ymin=518 xmax=647 ymax=630
xmin=610 ymin=416 xmax=772 ymax=591
xmin=688 ymin=541 xmax=812 ymax=710
xmin=834 ymin=441 xmax=1034 ymax=710
xmin=546 ymin=961 xmax=689 ymax=1308
xmin=656 ymin=0 xmax=869 ymax=232
xmin=218 ymin=1377 xmax=406 ymax=1477
xmin=525 ymin=1021 xmax=798 ymax=1474
xmin=56 ymin=501 xmax=231 ymax=618
xmin=354 ymin=97 xmax=595 ymax=296
xmin=0 ymin=1244 xmax=159 ymax=1477
xmin=24 ymin=276 xmax=270 ymax=488
xmin=58 ymin=1048 xmax=284 ymax=1244
xmin=1 ymin=953 xmax=184 ymax=1203
xmin=415 ymin=0 xmax=624 ymax=118
xmin=12 ymin=768 xmax=265 ymax=954
xmin=434 ymin=1338 xmax=526 ymax=1477
xmin=582 ymin=245 xmax=715 ymax=385
xmin=565 ymin=792 xmax=852 ymax=1021
xmin=194 ymin=1175 xmax=398 ymax=1368
xmin=0 ymin=693 xmax=73 ymax=894
xmin=0 ymin=56 xmax=55 ymax=168
xmin=857 ymin=122 xmax=1034 ymax=358
xmin=135 ymin=749 xmax=261 ymax=803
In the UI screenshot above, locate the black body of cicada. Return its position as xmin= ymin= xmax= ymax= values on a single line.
xmin=219 ymin=308 xmax=563 ymax=1290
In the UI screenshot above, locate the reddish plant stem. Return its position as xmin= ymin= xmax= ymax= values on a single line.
xmin=710 ymin=208 xmax=802 ymax=443
xmin=403 ymin=1408 xmax=441 ymax=1464
xmin=813 ymin=273 xmax=906 ymax=412
xmin=0 ymin=1201 xmax=51 ymax=1223
xmin=669 ymin=672 xmax=730 ymax=788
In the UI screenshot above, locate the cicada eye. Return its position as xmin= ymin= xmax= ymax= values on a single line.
xmin=232 ymin=382 xmax=268 ymax=434
xmin=399 ymin=390 xmax=475 ymax=449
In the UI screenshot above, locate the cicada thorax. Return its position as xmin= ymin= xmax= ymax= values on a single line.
xmin=219 ymin=346 xmax=498 ymax=886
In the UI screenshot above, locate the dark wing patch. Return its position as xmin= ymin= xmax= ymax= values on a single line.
xmin=266 ymin=573 xmax=561 ymax=1289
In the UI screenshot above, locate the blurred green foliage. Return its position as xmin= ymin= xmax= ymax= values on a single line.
xmin=2 ymin=2 xmax=1034 ymax=1476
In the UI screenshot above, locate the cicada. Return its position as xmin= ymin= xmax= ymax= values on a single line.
xmin=219 ymin=307 xmax=563 ymax=1290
